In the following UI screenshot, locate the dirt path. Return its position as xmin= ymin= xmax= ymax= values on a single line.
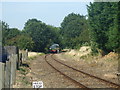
xmin=29 ymin=55 xmax=80 ymax=88
xmin=14 ymin=53 xmax=119 ymax=88
xmin=14 ymin=54 xmax=81 ymax=88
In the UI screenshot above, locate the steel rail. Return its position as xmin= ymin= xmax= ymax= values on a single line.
xmin=51 ymin=54 xmax=120 ymax=88
xmin=45 ymin=54 xmax=90 ymax=89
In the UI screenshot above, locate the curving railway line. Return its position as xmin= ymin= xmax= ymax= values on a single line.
xmin=45 ymin=54 xmax=120 ymax=88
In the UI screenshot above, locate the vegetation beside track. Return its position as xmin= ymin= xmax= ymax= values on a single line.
xmin=13 ymin=52 xmax=44 ymax=88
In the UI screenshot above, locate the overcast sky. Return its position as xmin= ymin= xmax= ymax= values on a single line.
xmin=1 ymin=1 xmax=93 ymax=30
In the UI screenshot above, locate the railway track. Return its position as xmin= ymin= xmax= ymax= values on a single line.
xmin=45 ymin=54 xmax=89 ymax=88
xmin=45 ymin=54 xmax=120 ymax=88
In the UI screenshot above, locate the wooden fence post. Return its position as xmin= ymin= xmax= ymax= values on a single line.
xmin=0 ymin=62 xmax=5 ymax=90
xmin=19 ymin=53 xmax=22 ymax=66
xmin=14 ymin=54 xmax=17 ymax=84
xmin=4 ymin=60 xmax=11 ymax=88
xmin=21 ymin=49 xmax=28 ymax=61
xmin=25 ymin=49 xmax=28 ymax=60
xmin=10 ymin=54 xmax=17 ymax=87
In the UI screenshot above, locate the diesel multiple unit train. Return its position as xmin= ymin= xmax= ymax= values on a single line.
xmin=49 ymin=44 xmax=60 ymax=53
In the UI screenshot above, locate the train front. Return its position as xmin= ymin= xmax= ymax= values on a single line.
xmin=49 ymin=44 xmax=60 ymax=53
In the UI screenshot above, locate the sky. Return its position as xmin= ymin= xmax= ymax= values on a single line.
xmin=1 ymin=1 xmax=93 ymax=30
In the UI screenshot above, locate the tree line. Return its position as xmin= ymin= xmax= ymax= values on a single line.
xmin=1 ymin=2 xmax=120 ymax=54
xmin=1 ymin=19 xmax=61 ymax=53
xmin=87 ymin=2 xmax=120 ymax=54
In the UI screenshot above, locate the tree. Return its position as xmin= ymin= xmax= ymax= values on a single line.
xmin=106 ymin=3 xmax=120 ymax=52
xmin=60 ymin=13 xmax=89 ymax=49
xmin=87 ymin=2 xmax=119 ymax=53
xmin=23 ymin=18 xmax=61 ymax=52
xmin=118 ymin=2 xmax=120 ymax=53
xmin=0 ymin=21 xmax=1 ymax=57
xmin=1 ymin=21 xmax=9 ymax=45
xmin=23 ymin=19 xmax=46 ymax=52
xmin=6 ymin=28 xmax=21 ymax=40
xmin=1 ymin=21 xmax=21 ymax=46
xmin=6 ymin=35 xmax=34 ymax=50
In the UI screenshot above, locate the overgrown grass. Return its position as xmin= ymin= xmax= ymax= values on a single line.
xmin=16 ymin=52 xmax=45 ymax=87
xmin=38 ymin=53 xmax=45 ymax=56
xmin=28 ymin=56 xmax=37 ymax=60
xmin=28 ymin=53 xmax=45 ymax=60
xmin=19 ymin=65 xmax=29 ymax=75
xmin=17 ymin=61 xmax=31 ymax=86
xmin=79 ymin=53 xmax=100 ymax=63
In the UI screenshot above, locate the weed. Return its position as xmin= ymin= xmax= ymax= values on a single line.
xmin=38 ymin=53 xmax=45 ymax=56
xmin=16 ymin=61 xmax=31 ymax=87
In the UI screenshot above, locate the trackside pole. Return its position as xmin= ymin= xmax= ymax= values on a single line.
xmin=118 ymin=51 xmax=120 ymax=85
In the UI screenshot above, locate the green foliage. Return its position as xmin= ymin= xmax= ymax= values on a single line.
xmin=0 ymin=21 xmax=2 ymax=46
xmin=118 ymin=2 xmax=120 ymax=53
xmin=7 ymin=28 xmax=21 ymax=39
xmin=87 ymin=2 xmax=119 ymax=53
xmin=1 ymin=21 xmax=9 ymax=45
xmin=23 ymin=19 xmax=47 ymax=52
xmin=6 ymin=35 xmax=34 ymax=50
xmin=2 ymin=25 xmax=21 ymax=46
xmin=23 ymin=19 xmax=61 ymax=52
xmin=2 ymin=2 xmax=119 ymax=54
xmin=1 ymin=19 xmax=61 ymax=52
xmin=106 ymin=17 xmax=119 ymax=52
xmin=60 ymin=13 xmax=89 ymax=49
xmin=105 ymin=3 xmax=119 ymax=52
xmin=1 ymin=21 xmax=34 ymax=50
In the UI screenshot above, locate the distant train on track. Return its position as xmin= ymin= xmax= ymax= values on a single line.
xmin=49 ymin=44 xmax=60 ymax=53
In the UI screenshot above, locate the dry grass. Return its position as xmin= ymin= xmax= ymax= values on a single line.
xmin=13 ymin=61 xmax=31 ymax=88
xmin=28 ymin=52 xmax=37 ymax=57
